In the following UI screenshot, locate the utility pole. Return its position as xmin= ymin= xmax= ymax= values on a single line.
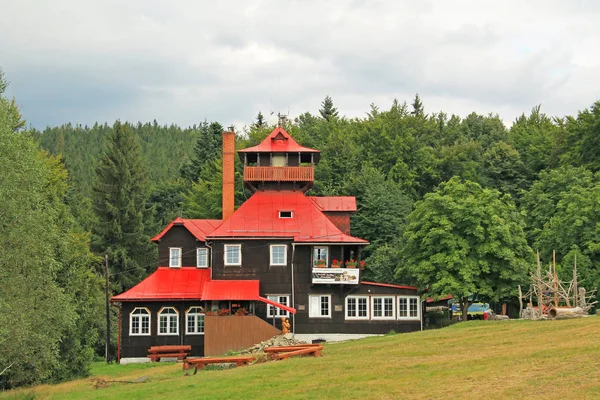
xmin=105 ymin=254 xmax=111 ymax=363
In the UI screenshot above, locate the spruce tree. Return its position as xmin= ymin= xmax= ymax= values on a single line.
xmin=92 ymin=120 xmax=155 ymax=292
xmin=179 ymin=121 xmax=223 ymax=183
xmin=255 ymin=111 xmax=265 ymax=128
xmin=411 ymin=93 xmax=424 ymax=117
xmin=319 ymin=95 xmax=339 ymax=121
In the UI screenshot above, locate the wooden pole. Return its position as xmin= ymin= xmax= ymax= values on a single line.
xmin=105 ymin=254 xmax=111 ymax=363
xmin=553 ymin=250 xmax=558 ymax=308
xmin=573 ymin=253 xmax=578 ymax=306
xmin=518 ymin=285 xmax=523 ymax=318
xmin=537 ymin=251 xmax=543 ymax=316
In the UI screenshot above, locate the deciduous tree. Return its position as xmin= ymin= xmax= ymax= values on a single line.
xmin=399 ymin=177 xmax=532 ymax=321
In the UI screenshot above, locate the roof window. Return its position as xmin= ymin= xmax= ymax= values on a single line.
xmin=279 ymin=211 xmax=293 ymax=219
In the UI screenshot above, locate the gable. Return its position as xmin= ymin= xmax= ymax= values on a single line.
xmin=152 ymin=217 xmax=222 ymax=243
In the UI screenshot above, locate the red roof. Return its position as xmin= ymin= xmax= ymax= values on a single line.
xmin=111 ymin=267 xmax=210 ymax=301
xmin=426 ymin=295 xmax=453 ymax=303
xmin=238 ymin=127 xmax=320 ymax=154
xmin=206 ymin=191 xmax=368 ymax=244
xmin=151 ymin=217 xmax=222 ymax=242
xmin=361 ymin=281 xmax=418 ymax=291
xmin=202 ymin=280 xmax=260 ymax=300
xmin=310 ymin=196 xmax=357 ymax=212
xmin=111 ymin=268 xmax=296 ymax=313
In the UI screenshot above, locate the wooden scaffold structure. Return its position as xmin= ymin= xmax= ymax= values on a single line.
xmin=519 ymin=251 xmax=597 ymax=320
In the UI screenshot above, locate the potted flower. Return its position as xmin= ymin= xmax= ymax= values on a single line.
xmin=360 ymin=260 xmax=366 ymax=270
xmin=234 ymin=307 xmax=249 ymax=316
xmin=332 ymin=259 xmax=343 ymax=268
xmin=315 ymin=259 xmax=327 ymax=268
xmin=345 ymin=259 xmax=358 ymax=268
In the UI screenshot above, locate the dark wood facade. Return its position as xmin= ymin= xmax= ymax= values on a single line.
xmin=156 ymin=225 xmax=210 ymax=267
xmin=120 ymin=301 xmax=206 ymax=358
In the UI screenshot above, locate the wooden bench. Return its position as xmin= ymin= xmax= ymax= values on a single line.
xmin=183 ymin=356 xmax=255 ymax=374
xmin=148 ymin=345 xmax=191 ymax=362
xmin=265 ymin=344 xmax=323 ymax=360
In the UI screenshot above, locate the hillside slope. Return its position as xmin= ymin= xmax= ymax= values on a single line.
xmin=5 ymin=318 xmax=600 ymax=400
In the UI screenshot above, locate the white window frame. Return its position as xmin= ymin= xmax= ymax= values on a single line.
xmin=308 ymin=295 xmax=332 ymax=318
xmin=371 ymin=296 xmax=396 ymax=320
xmin=224 ymin=244 xmax=242 ymax=266
xmin=196 ymin=248 xmax=209 ymax=268
xmin=279 ymin=210 xmax=293 ymax=218
xmin=169 ymin=247 xmax=182 ymax=268
xmin=398 ymin=296 xmax=421 ymax=320
xmin=129 ymin=307 xmax=151 ymax=336
xmin=185 ymin=306 xmax=205 ymax=335
xmin=266 ymin=295 xmax=290 ymax=317
xmin=313 ymin=246 xmax=329 ymax=267
xmin=157 ymin=307 xmax=179 ymax=336
xmin=345 ymin=296 xmax=370 ymax=320
xmin=270 ymin=245 xmax=287 ymax=266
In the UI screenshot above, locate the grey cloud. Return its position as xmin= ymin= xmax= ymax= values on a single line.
xmin=0 ymin=0 xmax=598 ymax=129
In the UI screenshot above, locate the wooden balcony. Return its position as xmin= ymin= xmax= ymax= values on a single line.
xmin=244 ymin=166 xmax=314 ymax=182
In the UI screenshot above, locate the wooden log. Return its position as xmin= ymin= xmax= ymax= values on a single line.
xmin=184 ymin=356 xmax=254 ymax=374
xmin=518 ymin=285 xmax=523 ymax=318
xmin=547 ymin=307 xmax=585 ymax=319
xmin=264 ymin=344 xmax=323 ymax=353
xmin=272 ymin=347 xmax=321 ymax=360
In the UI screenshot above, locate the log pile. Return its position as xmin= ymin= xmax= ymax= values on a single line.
xmin=519 ymin=251 xmax=597 ymax=320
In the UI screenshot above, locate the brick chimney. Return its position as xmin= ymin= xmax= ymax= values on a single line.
xmin=222 ymin=130 xmax=235 ymax=221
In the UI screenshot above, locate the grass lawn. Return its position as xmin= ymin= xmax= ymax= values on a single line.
xmin=3 ymin=317 xmax=600 ymax=399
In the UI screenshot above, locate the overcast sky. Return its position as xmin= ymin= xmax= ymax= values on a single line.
xmin=1 ymin=0 xmax=598 ymax=130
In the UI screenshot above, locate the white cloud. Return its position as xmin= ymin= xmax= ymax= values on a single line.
xmin=0 ymin=0 xmax=598 ymax=128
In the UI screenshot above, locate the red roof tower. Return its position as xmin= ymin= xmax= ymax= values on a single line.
xmin=238 ymin=127 xmax=319 ymax=193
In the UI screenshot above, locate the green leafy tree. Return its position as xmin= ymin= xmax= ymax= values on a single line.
xmin=0 ymin=71 xmax=103 ymax=387
xmin=399 ymin=177 xmax=532 ymax=321
xmin=521 ymin=166 xmax=595 ymax=244
xmin=508 ymin=105 xmax=562 ymax=175
xmin=319 ymin=95 xmax=339 ymax=121
xmin=348 ymin=167 xmax=412 ymax=254
xmin=523 ymin=167 xmax=600 ymax=300
xmin=481 ymin=141 xmax=528 ymax=200
xmin=92 ymin=120 xmax=156 ymax=292
xmin=562 ymin=101 xmax=600 ymax=171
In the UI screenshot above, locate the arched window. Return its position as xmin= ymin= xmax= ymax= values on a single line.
xmin=186 ymin=306 xmax=205 ymax=335
xmin=158 ymin=307 xmax=179 ymax=335
xmin=130 ymin=307 xmax=150 ymax=336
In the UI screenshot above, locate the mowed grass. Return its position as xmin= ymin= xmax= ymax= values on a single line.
xmin=4 ymin=317 xmax=600 ymax=400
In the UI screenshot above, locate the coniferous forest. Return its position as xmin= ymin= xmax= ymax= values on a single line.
xmin=2 ymin=65 xmax=600 ymax=388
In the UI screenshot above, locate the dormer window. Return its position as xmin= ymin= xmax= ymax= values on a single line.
xmin=279 ymin=211 xmax=293 ymax=219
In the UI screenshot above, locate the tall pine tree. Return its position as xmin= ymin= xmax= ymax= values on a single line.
xmin=411 ymin=93 xmax=424 ymax=117
xmin=92 ymin=120 xmax=156 ymax=292
xmin=319 ymin=95 xmax=339 ymax=121
xmin=179 ymin=121 xmax=223 ymax=183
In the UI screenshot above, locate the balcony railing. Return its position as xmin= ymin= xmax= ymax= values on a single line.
xmin=244 ymin=166 xmax=314 ymax=182
xmin=311 ymin=267 xmax=359 ymax=285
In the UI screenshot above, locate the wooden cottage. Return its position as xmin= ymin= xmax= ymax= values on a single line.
xmin=111 ymin=127 xmax=421 ymax=362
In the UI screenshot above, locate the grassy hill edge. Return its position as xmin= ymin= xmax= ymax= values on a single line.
xmin=4 ymin=317 xmax=600 ymax=400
